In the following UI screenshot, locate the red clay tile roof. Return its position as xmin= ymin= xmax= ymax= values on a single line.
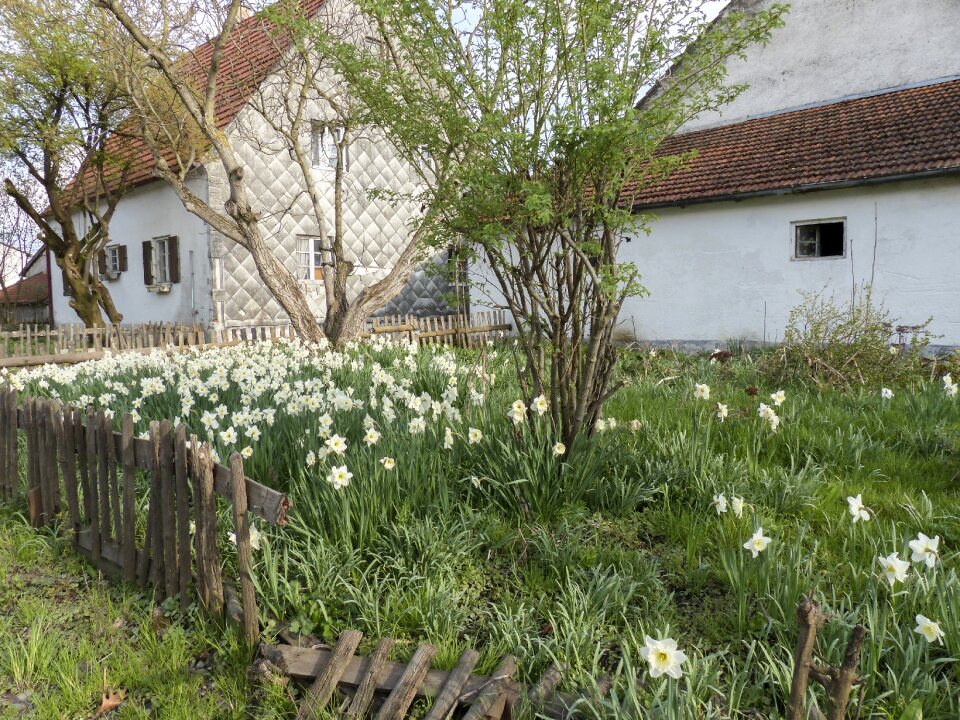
xmin=626 ymin=78 xmax=960 ymax=209
xmin=0 ymin=273 xmax=49 ymax=305
xmin=73 ymin=0 xmax=326 ymax=198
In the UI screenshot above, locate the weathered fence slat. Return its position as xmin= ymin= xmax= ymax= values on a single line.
xmin=295 ymin=629 xmax=364 ymax=720
xmin=159 ymin=420 xmax=178 ymax=599
xmin=96 ymin=410 xmax=112 ymax=541
xmin=121 ymin=413 xmax=137 ymax=582
xmin=174 ymin=425 xmax=192 ymax=610
xmin=345 ymin=637 xmax=396 ymax=719
xmin=197 ymin=444 xmax=224 ymax=619
xmin=422 ymin=648 xmax=480 ymax=720
xmin=85 ymin=407 xmax=101 ymax=561
xmin=376 ymin=643 xmax=437 ymax=720
xmin=230 ymin=452 xmax=259 ymax=645
xmin=461 ymin=655 xmax=518 ymax=720
xmin=61 ymin=404 xmax=81 ymax=539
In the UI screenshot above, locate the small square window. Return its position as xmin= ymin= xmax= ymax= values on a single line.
xmin=106 ymin=246 xmax=121 ymax=273
xmin=793 ymin=220 xmax=845 ymax=259
xmin=297 ymin=234 xmax=334 ymax=282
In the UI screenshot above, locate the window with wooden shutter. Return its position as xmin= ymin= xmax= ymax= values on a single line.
xmin=118 ymin=245 xmax=128 ymax=272
xmin=97 ymin=250 xmax=107 ymax=275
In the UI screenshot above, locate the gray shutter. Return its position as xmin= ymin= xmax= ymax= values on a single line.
xmin=168 ymin=236 xmax=180 ymax=283
xmin=142 ymin=241 xmax=153 ymax=285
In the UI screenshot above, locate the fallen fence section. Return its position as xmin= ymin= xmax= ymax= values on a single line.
xmin=0 ymin=389 xmax=288 ymax=644
xmin=261 ymin=635 xmax=573 ymax=720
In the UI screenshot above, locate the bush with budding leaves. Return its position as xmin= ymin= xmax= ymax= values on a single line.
xmin=764 ymin=285 xmax=933 ymax=388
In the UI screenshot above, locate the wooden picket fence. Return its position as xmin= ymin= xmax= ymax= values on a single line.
xmin=368 ymin=310 xmax=511 ymax=347
xmin=262 ymin=634 xmax=575 ymax=720
xmin=0 ymin=322 xmax=211 ymax=359
xmin=0 ymin=388 xmax=290 ymax=644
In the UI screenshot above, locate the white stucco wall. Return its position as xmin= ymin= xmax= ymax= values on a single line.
xmin=50 ymin=174 xmax=214 ymax=327
xmin=680 ymin=0 xmax=960 ymax=131
xmin=615 ymin=176 xmax=960 ymax=347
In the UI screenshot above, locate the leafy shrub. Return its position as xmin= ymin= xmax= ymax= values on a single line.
xmin=763 ymin=286 xmax=933 ymax=388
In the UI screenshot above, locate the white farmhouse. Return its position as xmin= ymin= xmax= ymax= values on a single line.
xmin=619 ymin=0 xmax=960 ymax=348
xmin=51 ymin=0 xmax=454 ymax=330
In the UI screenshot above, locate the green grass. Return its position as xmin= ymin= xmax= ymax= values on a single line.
xmin=8 ymin=340 xmax=960 ymax=718
xmin=0 ymin=507 xmax=294 ymax=719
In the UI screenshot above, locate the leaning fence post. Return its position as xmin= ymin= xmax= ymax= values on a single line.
xmin=120 ymin=413 xmax=137 ymax=582
xmin=85 ymin=406 xmax=101 ymax=562
xmin=174 ymin=424 xmax=191 ymax=611
xmin=159 ymin=420 xmax=178 ymax=600
xmin=0 ymin=390 xmax=9 ymax=501
xmin=229 ymin=452 xmax=259 ymax=645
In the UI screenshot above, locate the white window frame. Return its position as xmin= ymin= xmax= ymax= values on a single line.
xmin=152 ymin=236 xmax=171 ymax=284
xmin=105 ymin=245 xmax=122 ymax=274
xmin=791 ymin=218 xmax=847 ymax=261
xmin=296 ymin=234 xmax=333 ymax=283
xmin=310 ymin=123 xmax=349 ymax=172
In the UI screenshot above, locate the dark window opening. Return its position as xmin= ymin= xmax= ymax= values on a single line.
xmin=794 ymin=221 xmax=845 ymax=259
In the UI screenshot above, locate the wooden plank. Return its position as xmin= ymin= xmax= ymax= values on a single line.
xmin=85 ymin=407 xmax=101 ymax=562
xmin=196 ymin=445 xmax=224 ymax=618
xmin=49 ymin=400 xmax=65 ymax=519
xmin=295 ymin=629 xmax=364 ymax=720
xmin=61 ymin=404 xmax=81 ymax=538
xmin=159 ymin=420 xmax=178 ymax=599
xmin=377 ymin=643 xmax=437 ymax=720
xmin=96 ymin=410 xmax=112 ymax=540
xmin=143 ymin=420 xmax=163 ymax=587
xmin=120 ymin=413 xmax=137 ymax=582
xmin=0 ymin=391 xmax=8 ymax=501
xmin=75 ymin=408 xmax=91 ymax=524
xmin=345 ymin=637 xmax=396 ymax=719
xmin=423 ymin=648 xmax=480 ymax=720
xmin=38 ymin=401 xmax=55 ymax=523
xmin=104 ymin=411 xmax=122 ymax=540
xmin=229 ymin=452 xmax=259 ymax=645
xmin=190 ymin=434 xmax=209 ymax=611
xmin=174 ymin=424 xmax=191 ymax=611
xmin=526 ymin=663 xmax=564 ymax=710
xmin=461 ymin=655 xmax=518 ymax=720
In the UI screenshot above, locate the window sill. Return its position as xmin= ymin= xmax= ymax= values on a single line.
xmin=146 ymin=283 xmax=173 ymax=294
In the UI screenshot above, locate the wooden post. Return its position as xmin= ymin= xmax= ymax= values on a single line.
xmin=174 ymin=425 xmax=192 ymax=611
xmin=46 ymin=400 xmax=64 ymax=516
xmin=229 ymin=452 xmax=259 ymax=645
xmin=142 ymin=420 xmax=163 ymax=588
xmin=85 ymin=406 xmax=101 ymax=561
xmin=159 ymin=420 xmax=178 ymax=599
xmin=295 ymin=630 xmax=364 ymax=720
xmin=461 ymin=655 xmax=518 ymax=720
xmin=825 ymin=625 xmax=867 ymax=720
xmin=787 ymin=599 xmax=826 ymax=720
xmin=0 ymin=390 xmax=8 ymax=501
xmin=195 ymin=443 xmax=224 ymax=619
xmin=120 ymin=413 xmax=137 ymax=582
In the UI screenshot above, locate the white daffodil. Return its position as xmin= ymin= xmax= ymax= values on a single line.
xmin=716 ymin=403 xmax=729 ymax=422
xmin=305 ymin=450 xmax=316 ymax=467
xmin=219 ymin=426 xmax=237 ymax=445
xmin=914 ymin=614 xmax=945 ymax=644
xmin=731 ymin=496 xmax=745 ymax=518
xmin=379 ymin=457 xmax=395 ymax=470
xmin=241 ymin=446 xmax=253 ymax=459
xmin=595 ymin=418 xmax=607 ymax=432
xmin=328 ymin=465 xmax=353 ymax=489
xmin=365 ymin=428 xmax=381 ymax=446
xmin=325 ymin=434 xmax=348 ymax=455
xmin=744 ymin=527 xmax=771 ymax=558
xmin=889 ymin=345 xmax=899 ymax=356
xmin=881 ymin=387 xmax=894 ymax=400
xmin=553 ymin=442 xmax=566 ymax=456
xmin=694 ymin=383 xmax=710 ymax=401
xmin=847 ymin=494 xmax=871 ymax=523
xmin=758 ymin=403 xmax=780 ymax=432
xmin=629 ymin=419 xmax=642 ymax=433
xmin=908 ymin=533 xmax=940 ymax=568
xmin=712 ymin=493 xmax=728 ymax=514
xmin=443 ymin=427 xmax=455 ymax=449
xmin=249 ymin=523 xmax=262 ymax=551
xmin=770 ymin=390 xmax=786 ymax=406
xmin=532 ymin=394 xmax=549 ymax=416
xmin=639 ymin=636 xmax=687 ymax=679
xmin=877 ymin=552 xmax=909 ymax=587
xmin=408 ymin=416 xmax=426 ymax=435
xmin=468 ymin=427 xmax=483 ymax=444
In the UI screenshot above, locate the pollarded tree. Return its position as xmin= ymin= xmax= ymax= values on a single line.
xmin=323 ymin=0 xmax=787 ymax=444
xmin=0 ymin=0 xmax=131 ymax=327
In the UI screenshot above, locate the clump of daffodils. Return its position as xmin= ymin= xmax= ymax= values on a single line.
xmin=757 ymin=403 xmax=780 ymax=432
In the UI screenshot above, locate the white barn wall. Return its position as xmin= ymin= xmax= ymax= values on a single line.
xmin=51 ymin=175 xmax=214 ymax=327
xmin=618 ymin=176 xmax=960 ymax=347
xmin=682 ymin=0 xmax=960 ymax=131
